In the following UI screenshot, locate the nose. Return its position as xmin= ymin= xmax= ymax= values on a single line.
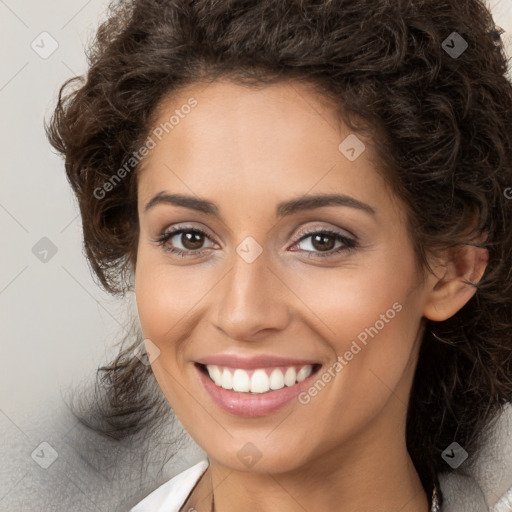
xmin=211 ymin=248 xmax=292 ymax=341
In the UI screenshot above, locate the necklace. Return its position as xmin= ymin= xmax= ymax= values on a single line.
xmin=431 ymin=485 xmax=441 ymax=512
xmin=209 ymin=485 xmax=441 ymax=511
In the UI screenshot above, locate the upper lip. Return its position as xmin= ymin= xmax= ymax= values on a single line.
xmin=196 ymin=354 xmax=320 ymax=369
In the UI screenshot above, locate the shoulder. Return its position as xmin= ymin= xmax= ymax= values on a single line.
xmin=130 ymin=459 xmax=209 ymax=512
xmin=438 ymin=402 xmax=512 ymax=512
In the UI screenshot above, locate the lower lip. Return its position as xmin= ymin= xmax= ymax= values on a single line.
xmin=195 ymin=363 xmax=321 ymax=417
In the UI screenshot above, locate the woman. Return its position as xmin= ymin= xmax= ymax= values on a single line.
xmin=45 ymin=0 xmax=512 ymax=511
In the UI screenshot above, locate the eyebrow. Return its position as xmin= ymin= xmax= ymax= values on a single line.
xmin=144 ymin=192 xmax=376 ymax=217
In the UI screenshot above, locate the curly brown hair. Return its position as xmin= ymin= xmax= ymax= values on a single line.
xmin=45 ymin=0 xmax=512 ymax=507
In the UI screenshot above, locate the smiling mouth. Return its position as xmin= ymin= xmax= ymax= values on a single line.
xmin=196 ymin=362 xmax=322 ymax=394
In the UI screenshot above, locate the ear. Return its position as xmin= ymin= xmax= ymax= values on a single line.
xmin=423 ymin=235 xmax=489 ymax=322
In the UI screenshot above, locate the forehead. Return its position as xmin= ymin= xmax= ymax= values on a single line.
xmin=136 ymin=79 xmax=392 ymax=215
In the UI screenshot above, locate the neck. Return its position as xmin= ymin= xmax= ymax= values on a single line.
xmin=211 ymin=444 xmax=427 ymax=511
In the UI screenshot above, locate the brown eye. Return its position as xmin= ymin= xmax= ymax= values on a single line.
xmin=155 ymin=227 xmax=216 ymax=257
xmin=291 ymin=228 xmax=357 ymax=259
xmin=310 ymin=233 xmax=336 ymax=252
xmin=179 ymin=231 xmax=206 ymax=250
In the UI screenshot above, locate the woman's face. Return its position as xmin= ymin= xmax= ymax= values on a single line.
xmin=134 ymin=79 xmax=435 ymax=474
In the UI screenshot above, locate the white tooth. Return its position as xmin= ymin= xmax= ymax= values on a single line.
xmin=210 ymin=366 xmax=309 ymax=393
xmin=232 ymin=369 xmax=250 ymax=392
xmin=206 ymin=365 xmax=222 ymax=386
xmin=221 ymin=368 xmax=233 ymax=390
xmin=269 ymin=368 xmax=285 ymax=390
xmin=250 ymin=369 xmax=270 ymax=393
xmin=296 ymin=365 xmax=313 ymax=382
xmin=284 ymin=367 xmax=297 ymax=387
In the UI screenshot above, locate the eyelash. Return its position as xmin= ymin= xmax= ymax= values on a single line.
xmin=153 ymin=226 xmax=357 ymax=259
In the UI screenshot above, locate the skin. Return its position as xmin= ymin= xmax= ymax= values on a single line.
xmin=134 ymin=79 xmax=488 ymax=512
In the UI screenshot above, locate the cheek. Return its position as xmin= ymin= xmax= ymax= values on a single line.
xmin=315 ymin=256 xmax=423 ymax=419
xmin=134 ymin=253 xmax=205 ymax=406
xmin=289 ymin=242 xmax=423 ymax=391
xmin=134 ymin=247 xmax=210 ymax=343
xmin=289 ymin=248 xmax=419 ymax=346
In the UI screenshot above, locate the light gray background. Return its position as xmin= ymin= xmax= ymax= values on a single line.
xmin=1 ymin=1 xmax=512 ymax=511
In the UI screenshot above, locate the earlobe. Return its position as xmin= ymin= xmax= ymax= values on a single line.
xmin=423 ymin=241 xmax=489 ymax=322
